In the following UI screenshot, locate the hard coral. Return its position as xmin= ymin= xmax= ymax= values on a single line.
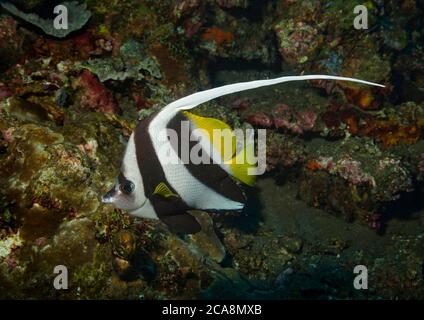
xmin=322 ymin=102 xmax=424 ymax=147
xmin=306 ymin=156 xmax=376 ymax=187
xmin=266 ymin=133 xmax=306 ymax=170
xmin=78 ymin=70 xmax=120 ymax=114
xmin=244 ymin=103 xmax=319 ymax=135
xmin=274 ymin=19 xmax=322 ymax=66
xmin=299 ymin=135 xmax=413 ymax=231
xmin=82 ymin=40 xmax=162 ymax=83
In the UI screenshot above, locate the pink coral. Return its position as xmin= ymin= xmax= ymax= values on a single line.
xmin=244 ymin=103 xmax=318 ymax=135
xmin=34 ymin=237 xmax=47 ymax=247
xmin=297 ymin=110 xmax=318 ymax=131
xmin=79 ymin=70 xmax=120 ymax=114
xmin=274 ymin=20 xmax=321 ymax=66
xmin=307 ymin=156 xmax=376 ymax=187
xmin=5 ymin=256 xmax=17 ymax=268
xmin=245 ymin=112 xmax=273 ymax=128
xmin=336 ymin=158 xmax=376 ymax=187
xmin=231 ymin=98 xmax=250 ymax=110
xmin=1 ymin=128 xmax=15 ymax=143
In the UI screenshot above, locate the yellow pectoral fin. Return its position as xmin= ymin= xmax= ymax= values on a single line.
xmin=225 ymin=141 xmax=257 ymax=186
xmin=183 ymin=111 xmax=236 ymax=161
xmin=153 ymin=182 xmax=179 ymax=199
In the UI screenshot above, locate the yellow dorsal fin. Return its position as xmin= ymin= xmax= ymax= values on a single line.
xmin=153 ymin=182 xmax=179 ymax=198
xmin=183 ymin=111 xmax=236 ymax=161
xmin=224 ymin=137 xmax=256 ymax=186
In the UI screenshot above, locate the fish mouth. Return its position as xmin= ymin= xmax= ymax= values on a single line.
xmin=101 ymin=195 xmax=147 ymax=210
xmin=102 ymin=185 xmax=117 ymax=204
xmin=101 ymin=195 xmax=113 ymax=204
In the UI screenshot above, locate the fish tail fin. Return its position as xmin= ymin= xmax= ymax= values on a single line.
xmin=224 ymin=130 xmax=256 ymax=186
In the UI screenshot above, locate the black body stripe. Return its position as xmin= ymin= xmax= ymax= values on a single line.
xmin=167 ymin=113 xmax=245 ymax=204
xmin=134 ymin=114 xmax=190 ymax=218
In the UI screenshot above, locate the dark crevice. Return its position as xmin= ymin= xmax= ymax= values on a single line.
xmin=216 ymin=0 xmax=273 ymax=22
xmin=380 ymin=185 xmax=424 ymax=225
xmin=207 ymin=57 xmax=282 ymax=87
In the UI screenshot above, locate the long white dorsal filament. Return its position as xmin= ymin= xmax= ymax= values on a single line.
xmin=161 ymin=75 xmax=385 ymax=116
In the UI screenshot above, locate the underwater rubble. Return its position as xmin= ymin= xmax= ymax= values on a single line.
xmin=0 ymin=0 xmax=424 ymax=299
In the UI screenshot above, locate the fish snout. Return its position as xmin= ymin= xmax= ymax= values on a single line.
xmin=102 ymin=186 xmax=117 ymax=204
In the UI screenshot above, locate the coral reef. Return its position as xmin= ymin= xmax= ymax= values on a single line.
xmin=78 ymin=70 xmax=120 ymax=114
xmin=299 ymin=137 xmax=414 ymax=230
xmin=1 ymin=0 xmax=424 ymax=300
xmin=0 ymin=16 xmax=23 ymax=69
xmin=81 ymin=40 xmax=162 ymax=82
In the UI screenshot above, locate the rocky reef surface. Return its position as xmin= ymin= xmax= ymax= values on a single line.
xmin=0 ymin=0 xmax=424 ymax=299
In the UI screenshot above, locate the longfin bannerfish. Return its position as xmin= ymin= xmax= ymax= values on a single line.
xmin=102 ymin=75 xmax=385 ymax=234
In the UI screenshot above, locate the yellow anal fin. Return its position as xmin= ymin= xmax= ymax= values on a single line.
xmin=224 ymin=139 xmax=256 ymax=187
xmin=153 ymin=182 xmax=179 ymax=199
xmin=183 ymin=111 xmax=236 ymax=161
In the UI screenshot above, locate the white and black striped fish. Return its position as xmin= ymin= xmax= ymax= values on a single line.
xmin=101 ymin=75 xmax=384 ymax=234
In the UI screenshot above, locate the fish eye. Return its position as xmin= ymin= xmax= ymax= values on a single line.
xmin=120 ymin=180 xmax=135 ymax=195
